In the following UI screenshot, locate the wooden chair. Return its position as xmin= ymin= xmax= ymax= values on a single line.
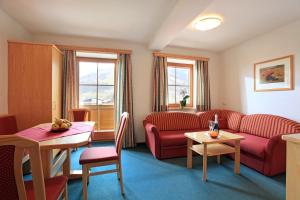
xmin=70 ymin=109 xmax=92 ymax=149
xmin=79 ymin=112 xmax=129 ymax=200
xmin=0 ymin=114 xmax=32 ymax=173
xmin=0 ymin=135 xmax=68 ymax=200
xmin=0 ymin=114 xmax=18 ymax=134
xmin=70 ymin=109 xmax=91 ymax=122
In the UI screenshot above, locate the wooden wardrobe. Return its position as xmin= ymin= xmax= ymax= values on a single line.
xmin=8 ymin=41 xmax=63 ymax=130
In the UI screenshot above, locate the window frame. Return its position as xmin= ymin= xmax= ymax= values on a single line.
xmin=77 ymin=57 xmax=117 ymax=106
xmin=167 ymin=62 xmax=194 ymax=108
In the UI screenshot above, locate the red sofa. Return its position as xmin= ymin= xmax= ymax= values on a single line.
xmin=227 ymin=114 xmax=300 ymax=176
xmin=143 ymin=110 xmax=300 ymax=176
xmin=143 ymin=110 xmax=244 ymax=159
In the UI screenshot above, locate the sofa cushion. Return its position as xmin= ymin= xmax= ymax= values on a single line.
xmin=221 ymin=129 xmax=238 ymax=133
xmin=227 ymin=133 xmax=269 ymax=159
xmin=198 ymin=110 xmax=222 ymax=129
xmin=240 ymin=114 xmax=300 ymax=138
xmin=197 ymin=109 xmax=244 ymax=131
xmin=219 ymin=118 xmax=228 ymax=129
xmin=144 ymin=112 xmax=200 ymax=131
xmin=221 ymin=110 xmax=244 ymax=131
xmin=160 ymin=129 xmax=206 ymax=147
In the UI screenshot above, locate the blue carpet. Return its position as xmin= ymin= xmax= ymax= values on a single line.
xmin=67 ymin=142 xmax=285 ymax=200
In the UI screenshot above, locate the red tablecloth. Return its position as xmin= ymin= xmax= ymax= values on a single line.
xmin=16 ymin=122 xmax=94 ymax=142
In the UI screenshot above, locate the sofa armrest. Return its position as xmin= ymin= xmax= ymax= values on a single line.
xmin=144 ymin=123 xmax=161 ymax=159
xmin=266 ymin=134 xmax=284 ymax=154
xmin=264 ymin=134 xmax=287 ymax=175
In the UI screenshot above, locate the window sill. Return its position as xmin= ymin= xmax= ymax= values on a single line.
xmin=167 ymin=107 xmax=196 ymax=113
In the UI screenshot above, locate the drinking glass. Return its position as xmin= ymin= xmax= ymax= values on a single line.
xmin=208 ymin=120 xmax=214 ymax=131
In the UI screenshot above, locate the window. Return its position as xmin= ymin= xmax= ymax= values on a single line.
xmin=77 ymin=56 xmax=116 ymax=131
xmin=167 ymin=62 xmax=193 ymax=107
xmin=79 ymin=59 xmax=115 ymax=106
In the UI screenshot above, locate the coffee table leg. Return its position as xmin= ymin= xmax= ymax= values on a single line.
xmin=234 ymin=140 xmax=241 ymax=174
xmin=187 ymin=138 xmax=193 ymax=168
xmin=203 ymin=144 xmax=207 ymax=181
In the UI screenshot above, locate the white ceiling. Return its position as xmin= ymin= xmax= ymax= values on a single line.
xmin=1 ymin=0 xmax=300 ymax=52
xmin=0 ymin=0 xmax=177 ymax=43
xmin=170 ymin=0 xmax=300 ymax=51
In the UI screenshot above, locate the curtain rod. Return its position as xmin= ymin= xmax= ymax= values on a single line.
xmin=56 ymin=44 xmax=132 ymax=54
xmin=153 ymin=51 xmax=209 ymax=61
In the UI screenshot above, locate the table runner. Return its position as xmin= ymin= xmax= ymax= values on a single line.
xmin=16 ymin=122 xmax=94 ymax=142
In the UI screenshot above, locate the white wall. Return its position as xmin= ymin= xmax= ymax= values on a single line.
xmin=0 ymin=9 xmax=32 ymax=114
xmin=32 ymin=34 xmax=221 ymax=142
xmin=220 ymin=19 xmax=300 ymax=122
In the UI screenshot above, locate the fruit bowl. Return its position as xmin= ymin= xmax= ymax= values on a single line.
xmin=50 ymin=118 xmax=72 ymax=132
xmin=50 ymin=127 xmax=70 ymax=132
xmin=209 ymin=131 xmax=219 ymax=139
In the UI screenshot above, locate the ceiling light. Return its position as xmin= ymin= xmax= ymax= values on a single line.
xmin=193 ymin=16 xmax=223 ymax=31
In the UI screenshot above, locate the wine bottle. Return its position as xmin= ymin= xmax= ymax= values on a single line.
xmin=213 ymin=114 xmax=219 ymax=133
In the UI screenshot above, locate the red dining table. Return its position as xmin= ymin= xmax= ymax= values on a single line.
xmin=17 ymin=121 xmax=95 ymax=179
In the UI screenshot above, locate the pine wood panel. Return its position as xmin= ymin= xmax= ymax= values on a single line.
xmin=191 ymin=143 xmax=235 ymax=156
xmin=185 ymin=130 xmax=244 ymax=144
xmin=282 ymin=134 xmax=300 ymax=200
xmin=51 ymin=47 xmax=63 ymax=121
xmin=8 ymin=41 xmax=63 ymax=130
xmin=92 ymin=131 xmax=115 ymax=141
xmin=153 ymin=51 xmax=209 ymax=61
xmin=8 ymin=42 xmax=52 ymax=130
xmin=57 ymin=44 xmax=132 ymax=54
xmin=81 ymin=105 xmax=114 ymax=131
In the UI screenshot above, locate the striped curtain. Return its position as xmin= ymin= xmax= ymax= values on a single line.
xmin=114 ymin=54 xmax=136 ymax=148
xmin=62 ymin=50 xmax=79 ymax=120
xmin=152 ymin=55 xmax=168 ymax=112
xmin=195 ymin=60 xmax=211 ymax=111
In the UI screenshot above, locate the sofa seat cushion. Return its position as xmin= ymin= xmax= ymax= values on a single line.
xmin=221 ymin=129 xmax=238 ymax=133
xmin=227 ymin=133 xmax=269 ymax=159
xmin=160 ymin=129 xmax=206 ymax=147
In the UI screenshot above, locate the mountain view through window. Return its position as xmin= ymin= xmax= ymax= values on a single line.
xmin=79 ymin=61 xmax=115 ymax=106
xmin=167 ymin=63 xmax=193 ymax=106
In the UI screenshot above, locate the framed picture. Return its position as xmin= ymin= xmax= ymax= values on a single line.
xmin=254 ymin=55 xmax=294 ymax=92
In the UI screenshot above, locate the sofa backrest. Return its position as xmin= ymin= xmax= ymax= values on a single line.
xmin=198 ymin=109 xmax=244 ymax=131
xmin=144 ymin=112 xmax=200 ymax=131
xmin=198 ymin=110 xmax=222 ymax=129
xmin=240 ymin=114 xmax=300 ymax=138
xmin=221 ymin=110 xmax=245 ymax=131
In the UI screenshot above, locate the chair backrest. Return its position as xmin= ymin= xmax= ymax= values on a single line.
xmin=0 ymin=135 xmax=46 ymax=199
xmin=0 ymin=115 xmax=18 ymax=135
xmin=115 ymin=112 xmax=129 ymax=155
xmin=71 ymin=109 xmax=91 ymax=122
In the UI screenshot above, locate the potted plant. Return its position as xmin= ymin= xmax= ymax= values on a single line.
xmin=179 ymin=88 xmax=190 ymax=109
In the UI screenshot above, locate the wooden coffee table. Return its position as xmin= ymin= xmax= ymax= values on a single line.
xmin=185 ymin=130 xmax=244 ymax=181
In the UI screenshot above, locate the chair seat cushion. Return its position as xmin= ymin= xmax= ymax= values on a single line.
xmin=226 ymin=133 xmax=269 ymax=159
xmin=79 ymin=146 xmax=118 ymax=165
xmin=160 ymin=129 xmax=206 ymax=147
xmin=25 ymin=176 xmax=68 ymax=200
